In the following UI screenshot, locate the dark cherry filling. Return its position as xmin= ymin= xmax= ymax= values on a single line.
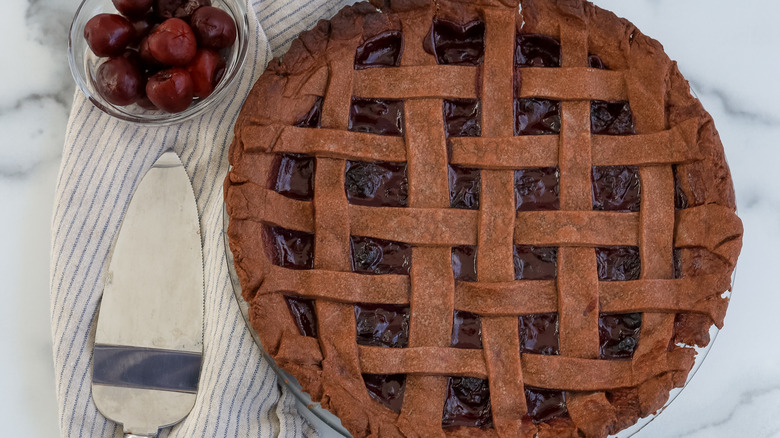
xmin=442 ymin=377 xmax=493 ymax=428
xmin=588 ymin=54 xmax=608 ymax=70
xmin=518 ymin=313 xmax=559 ymax=355
xmin=443 ymin=99 xmax=481 ymax=137
xmin=350 ymin=235 xmax=411 ymax=275
xmin=265 ymin=226 xmax=314 ymax=269
xmin=272 ymin=154 xmax=314 ymax=201
xmin=673 ymin=248 xmax=682 ymax=279
xmin=355 ymin=303 xmax=410 ymax=348
xmin=345 ymin=160 xmax=408 ymax=207
xmin=515 ymin=167 xmax=560 ymax=211
xmin=515 ymin=34 xmax=561 ymax=67
xmin=427 ymin=19 xmax=485 ymax=66
xmin=596 ymin=246 xmax=641 ymax=281
xmin=514 ymin=98 xmax=561 ymax=135
xmin=451 ymin=245 xmax=478 ymax=282
xmin=524 ymin=386 xmax=568 ymax=423
xmin=355 ymin=31 xmax=403 ymax=69
xmin=599 ymin=313 xmax=642 ymax=359
xmin=673 ymin=165 xmax=689 ymax=209
xmin=451 ymin=310 xmax=482 ymax=349
xmin=449 ymin=165 xmax=481 ymax=210
xmin=363 ymin=374 xmax=406 ymax=413
xmin=591 ymin=100 xmax=636 ymax=135
xmin=514 ymin=246 xmax=558 ymax=280
xmin=295 ymin=96 xmax=323 ymax=128
xmin=284 ymin=296 xmax=318 ymax=337
xmin=591 ymin=166 xmax=641 ymax=212
xmin=349 ymin=98 xmax=405 ymax=136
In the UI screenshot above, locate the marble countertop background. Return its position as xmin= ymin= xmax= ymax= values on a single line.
xmin=1 ymin=0 xmax=777 ymax=436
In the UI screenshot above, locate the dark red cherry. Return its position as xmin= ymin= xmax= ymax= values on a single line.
xmin=153 ymin=0 xmax=183 ymax=20
xmin=186 ymin=49 xmax=226 ymax=98
xmin=136 ymin=94 xmax=158 ymax=110
xmin=96 ymin=56 xmax=143 ymax=106
xmin=130 ymin=14 xmax=156 ymax=44
xmin=148 ymin=18 xmax=197 ymax=66
xmin=112 ymin=0 xmax=154 ymax=18
xmin=175 ymin=0 xmax=211 ymax=20
xmin=120 ymin=48 xmax=142 ymax=66
xmin=84 ymin=14 xmax=135 ymax=57
xmin=190 ymin=6 xmax=237 ymax=49
xmin=138 ymin=35 xmax=162 ymax=70
xmin=145 ymin=68 xmax=194 ymax=112
xmin=154 ymin=0 xmax=210 ymax=21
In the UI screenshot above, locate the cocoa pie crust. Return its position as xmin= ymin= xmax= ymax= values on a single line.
xmin=224 ymin=0 xmax=743 ymax=436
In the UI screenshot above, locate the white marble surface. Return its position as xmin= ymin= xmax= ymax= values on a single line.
xmin=1 ymin=0 xmax=777 ymax=436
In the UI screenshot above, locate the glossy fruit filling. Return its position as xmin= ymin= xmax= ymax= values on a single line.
xmin=284 ymin=296 xmax=318 ymax=337
xmin=363 ymin=374 xmax=406 ymax=413
xmin=599 ymin=313 xmax=642 ymax=359
xmin=427 ymin=19 xmax=485 ymax=66
xmin=591 ymin=166 xmax=641 ymax=212
xmin=514 ymin=246 xmax=558 ymax=280
xmin=518 ymin=313 xmax=560 ymax=355
xmin=673 ymin=248 xmax=682 ymax=279
xmin=350 ymin=235 xmax=411 ymax=275
xmin=345 ymin=160 xmax=408 ymax=207
xmin=355 ymin=31 xmax=403 ymax=69
xmin=515 ymin=167 xmax=560 ymax=211
xmin=514 ymin=98 xmax=561 ymax=135
xmin=442 ymin=377 xmax=493 ymax=428
xmin=588 ymin=54 xmax=607 ymax=69
xmin=451 ymin=310 xmax=482 ymax=349
xmin=449 ymin=165 xmax=481 ymax=210
xmin=524 ymin=387 xmax=568 ymax=423
xmin=596 ymin=246 xmax=641 ymax=281
xmin=515 ymin=34 xmax=561 ymax=67
xmin=673 ymin=165 xmax=689 ymax=209
xmin=272 ymin=154 xmax=314 ymax=201
xmin=451 ymin=245 xmax=478 ymax=282
xmin=295 ymin=96 xmax=323 ymax=128
xmin=349 ymin=98 xmax=405 ymax=136
xmin=591 ymin=100 xmax=636 ymax=135
xmin=265 ymin=226 xmax=314 ymax=269
xmin=443 ymin=99 xmax=481 ymax=137
xmin=355 ymin=303 xmax=410 ymax=348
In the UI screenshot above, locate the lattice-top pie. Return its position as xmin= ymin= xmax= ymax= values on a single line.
xmin=224 ymin=0 xmax=743 ymax=436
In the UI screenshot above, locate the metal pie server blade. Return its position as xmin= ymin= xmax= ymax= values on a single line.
xmin=92 ymin=150 xmax=204 ymax=437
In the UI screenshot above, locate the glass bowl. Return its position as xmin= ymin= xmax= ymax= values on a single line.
xmin=68 ymin=0 xmax=249 ymax=125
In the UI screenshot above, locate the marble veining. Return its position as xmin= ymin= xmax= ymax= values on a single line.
xmin=689 ymin=81 xmax=780 ymax=127
xmin=1 ymin=0 xmax=778 ymax=437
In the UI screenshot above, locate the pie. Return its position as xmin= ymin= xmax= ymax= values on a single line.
xmin=224 ymin=0 xmax=743 ymax=436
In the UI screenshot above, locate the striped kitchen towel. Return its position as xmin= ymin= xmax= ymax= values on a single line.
xmin=50 ymin=0 xmax=355 ymax=436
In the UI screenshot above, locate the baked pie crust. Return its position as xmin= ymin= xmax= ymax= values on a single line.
xmin=225 ymin=0 xmax=743 ymax=436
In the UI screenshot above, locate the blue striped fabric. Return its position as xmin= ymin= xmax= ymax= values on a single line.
xmin=51 ymin=1 xmax=355 ymax=436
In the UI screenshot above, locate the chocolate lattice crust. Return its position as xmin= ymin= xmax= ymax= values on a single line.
xmin=224 ymin=0 xmax=743 ymax=436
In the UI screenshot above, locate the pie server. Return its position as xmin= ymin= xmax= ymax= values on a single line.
xmin=92 ymin=150 xmax=204 ymax=437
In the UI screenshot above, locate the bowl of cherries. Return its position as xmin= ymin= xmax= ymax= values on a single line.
xmin=68 ymin=0 xmax=249 ymax=124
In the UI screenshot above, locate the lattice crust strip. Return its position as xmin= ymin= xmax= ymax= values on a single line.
xmin=225 ymin=0 xmax=743 ymax=436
